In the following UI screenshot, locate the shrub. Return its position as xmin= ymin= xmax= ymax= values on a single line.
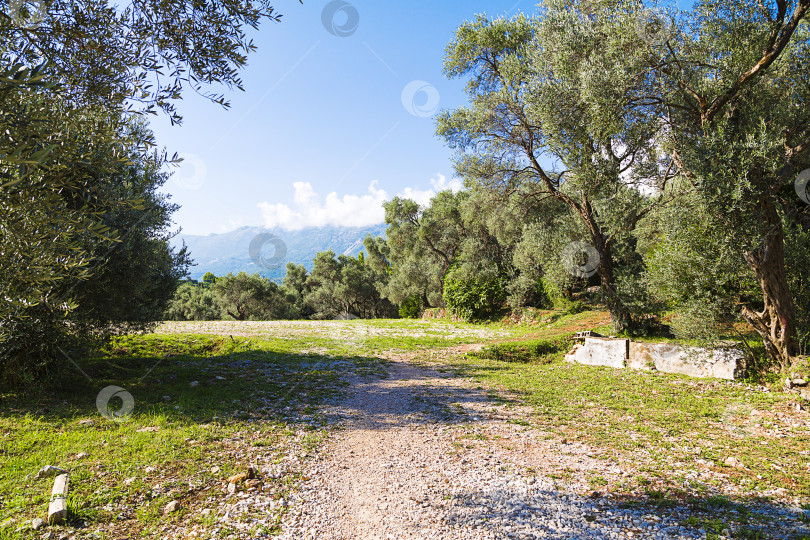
xmin=539 ymin=278 xmax=588 ymax=314
xmin=473 ymin=335 xmax=574 ymax=363
xmin=443 ymin=267 xmax=507 ymax=321
xmin=398 ymin=295 xmax=423 ymax=319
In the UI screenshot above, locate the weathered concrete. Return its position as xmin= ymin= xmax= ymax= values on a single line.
xmin=48 ymin=473 xmax=69 ymax=524
xmin=627 ymin=342 xmax=656 ymax=371
xmin=564 ymin=337 xmax=628 ymax=369
xmin=567 ymin=339 xmax=745 ymax=380
xmin=630 ymin=342 xmax=744 ymax=380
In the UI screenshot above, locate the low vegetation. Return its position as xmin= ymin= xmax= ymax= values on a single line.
xmin=471 ymin=335 xmax=574 ymax=364
xmin=0 ymin=330 xmax=372 ymax=539
xmin=2 ymin=312 xmax=808 ymax=538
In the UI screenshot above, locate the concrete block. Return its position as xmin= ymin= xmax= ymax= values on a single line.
xmin=628 ymin=342 xmax=744 ymax=380
xmin=568 ymin=337 xmax=628 ymax=369
xmin=48 ymin=473 xmax=69 ymax=524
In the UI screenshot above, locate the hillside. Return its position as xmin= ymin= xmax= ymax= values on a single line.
xmin=171 ymin=224 xmax=387 ymax=281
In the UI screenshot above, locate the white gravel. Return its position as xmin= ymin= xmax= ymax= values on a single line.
xmin=276 ymin=359 xmax=809 ymax=539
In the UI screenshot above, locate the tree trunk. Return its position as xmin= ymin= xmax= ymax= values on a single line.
xmin=595 ymin=240 xmax=633 ymax=332
xmin=741 ymin=197 xmax=798 ymax=368
xmin=227 ymin=300 xmax=247 ymax=321
xmin=582 ymin=211 xmax=633 ymax=332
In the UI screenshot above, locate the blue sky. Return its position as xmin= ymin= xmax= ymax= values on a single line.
xmin=151 ymin=0 xmax=690 ymax=236
xmin=150 ymin=0 xmax=533 ymax=235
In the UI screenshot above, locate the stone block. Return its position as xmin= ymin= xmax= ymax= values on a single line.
xmin=567 ymin=337 xmax=628 ymax=369
xmin=628 ymin=342 xmax=743 ymax=380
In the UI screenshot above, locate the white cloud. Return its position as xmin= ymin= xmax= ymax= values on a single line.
xmin=398 ymin=173 xmax=463 ymax=207
xmin=257 ymin=174 xmax=464 ymax=231
xmin=220 ymin=217 xmax=246 ymax=232
xmin=259 ymin=181 xmax=388 ymax=231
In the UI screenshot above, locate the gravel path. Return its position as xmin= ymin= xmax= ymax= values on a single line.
xmin=276 ymin=356 xmax=804 ymax=539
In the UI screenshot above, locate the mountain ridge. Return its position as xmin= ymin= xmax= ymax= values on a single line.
xmin=171 ymin=224 xmax=387 ymax=282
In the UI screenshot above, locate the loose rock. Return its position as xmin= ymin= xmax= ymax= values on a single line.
xmin=35 ymin=466 xmax=67 ymax=479
xmin=228 ymin=472 xmax=248 ymax=485
xmin=47 ymin=474 xmax=69 ymax=525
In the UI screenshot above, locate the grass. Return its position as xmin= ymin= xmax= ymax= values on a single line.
xmin=469 ymin=335 xmax=574 ymax=364
xmin=0 ymin=327 xmax=398 ymax=539
xmin=2 ymin=312 xmax=808 ymax=538
xmin=437 ymin=316 xmax=810 ymax=506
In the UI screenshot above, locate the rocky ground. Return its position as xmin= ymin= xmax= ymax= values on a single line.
xmin=274 ymin=355 xmax=809 ymax=539
xmin=13 ymin=322 xmax=809 ymax=540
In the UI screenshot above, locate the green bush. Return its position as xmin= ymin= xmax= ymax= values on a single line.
xmin=398 ymin=295 xmax=423 ymax=319
xmin=443 ymin=268 xmax=507 ymax=321
xmin=0 ymin=306 xmax=72 ymax=388
xmin=539 ymin=278 xmax=588 ymax=314
xmin=472 ymin=335 xmax=573 ymax=363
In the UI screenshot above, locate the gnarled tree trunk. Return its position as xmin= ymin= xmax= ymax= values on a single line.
xmin=741 ymin=197 xmax=799 ymax=368
xmin=581 ymin=207 xmax=633 ymax=332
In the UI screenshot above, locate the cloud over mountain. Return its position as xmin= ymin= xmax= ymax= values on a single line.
xmin=257 ymin=174 xmax=463 ymax=231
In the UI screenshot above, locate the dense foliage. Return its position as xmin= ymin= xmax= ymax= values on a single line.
xmin=0 ymin=0 xmax=290 ymax=385
xmin=166 ymin=252 xmax=397 ymax=322
xmin=7 ymin=0 xmax=810 ymax=385
xmin=166 ymin=0 xmax=810 ymax=373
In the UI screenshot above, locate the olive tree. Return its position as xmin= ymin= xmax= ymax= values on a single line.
xmin=646 ymin=0 xmax=810 ymax=365
xmin=381 ymin=192 xmax=470 ymax=309
xmin=1 ymin=0 xmax=294 ymax=124
xmin=437 ymin=6 xmax=675 ymax=332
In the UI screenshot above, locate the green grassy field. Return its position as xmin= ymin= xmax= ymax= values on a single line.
xmin=0 ymin=318 xmax=511 ymax=539
xmin=1 ymin=313 xmax=807 ymax=539
xmin=443 ymin=352 xmax=808 ymax=497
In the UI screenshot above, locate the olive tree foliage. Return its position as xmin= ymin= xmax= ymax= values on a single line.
xmin=381 ymin=192 xmax=469 ymax=309
xmin=436 ymin=5 xmax=676 ymax=333
xmin=66 ymin=123 xmax=191 ymax=336
xmin=377 ymin=184 xmax=588 ymax=320
xmin=642 ymin=193 xmax=762 ymax=341
xmin=642 ymin=0 xmax=810 ymax=365
xmin=214 ymin=272 xmax=294 ymax=321
xmin=1 ymin=0 xmax=294 ymax=298
xmin=282 ymin=262 xmax=312 ymax=319
xmin=0 ymin=0 xmax=293 ymax=385
xmin=164 ymin=281 xmax=220 ymax=321
xmin=0 ymin=99 xmax=190 ymax=385
xmin=165 ymin=272 xmax=300 ymax=322
xmin=784 ymin=222 xmax=810 ymax=355
xmin=0 ymin=75 xmax=111 ymax=385
xmin=1 ymin=0 xmax=294 ymax=124
xmin=303 ymin=251 xmax=394 ymax=320
xmin=0 ymin=76 xmax=117 ymax=320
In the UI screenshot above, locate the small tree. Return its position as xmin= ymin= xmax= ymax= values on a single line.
xmin=214 ymin=272 xmax=292 ymax=321
xmin=443 ymin=265 xmax=507 ymax=321
xmin=382 ymin=191 xmax=469 ymax=308
xmin=304 ymin=250 xmax=393 ymax=319
xmin=165 ymin=281 xmax=221 ymax=321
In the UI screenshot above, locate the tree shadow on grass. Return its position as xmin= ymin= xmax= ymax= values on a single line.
xmin=2 ymin=340 xmax=530 ymax=433
xmin=0 ymin=347 xmax=381 ymax=426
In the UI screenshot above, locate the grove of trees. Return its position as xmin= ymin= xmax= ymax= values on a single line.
xmin=168 ymin=0 xmax=810 ymax=373
xmin=0 ymin=0 xmax=290 ymax=386
xmin=4 ymin=0 xmax=810 ymax=386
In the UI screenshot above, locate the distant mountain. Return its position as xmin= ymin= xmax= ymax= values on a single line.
xmin=172 ymin=224 xmax=387 ymax=282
